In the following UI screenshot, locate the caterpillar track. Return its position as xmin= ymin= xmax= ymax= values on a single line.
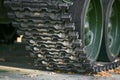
xmin=3 ymin=0 xmax=120 ymax=73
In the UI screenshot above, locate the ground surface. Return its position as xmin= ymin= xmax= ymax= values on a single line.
xmin=0 ymin=65 xmax=120 ymax=80
xmin=0 ymin=43 xmax=120 ymax=80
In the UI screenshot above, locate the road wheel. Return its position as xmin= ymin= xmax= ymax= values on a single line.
xmin=98 ymin=0 xmax=120 ymax=61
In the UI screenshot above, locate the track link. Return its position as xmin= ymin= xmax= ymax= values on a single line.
xmin=4 ymin=0 xmax=120 ymax=73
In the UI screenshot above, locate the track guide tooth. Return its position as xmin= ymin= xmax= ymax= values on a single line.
xmin=58 ymin=3 xmax=69 ymax=9
xmin=64 ymin=23 xmax=75 ymax=31
xmin=68 ymin=32 xmax=79 ymax=40
xmin=4 ymin=0 xmax=11 ymax=7
xmin=12 ymin=22 xmax=20 ymax=28
xmin=8 ymin=12 xmax=15 ymax=19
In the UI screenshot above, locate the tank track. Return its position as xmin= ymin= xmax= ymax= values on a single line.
xmin=4 ymin=0 xmax=120 ymax=73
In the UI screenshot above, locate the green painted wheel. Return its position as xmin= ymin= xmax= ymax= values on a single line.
xmin=69 ymin=0 xmax=102 ymax=62
xmin=84 ymin=0 xmax=103 ymax=62
xmin=98 ymin=0 xmax=120 ymax=61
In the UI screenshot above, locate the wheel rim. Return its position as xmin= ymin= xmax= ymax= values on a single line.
xmin=84 ymin=0 xmax=103 ymax=62
xmin=107 ymin=0 xmax=120 ymax=60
